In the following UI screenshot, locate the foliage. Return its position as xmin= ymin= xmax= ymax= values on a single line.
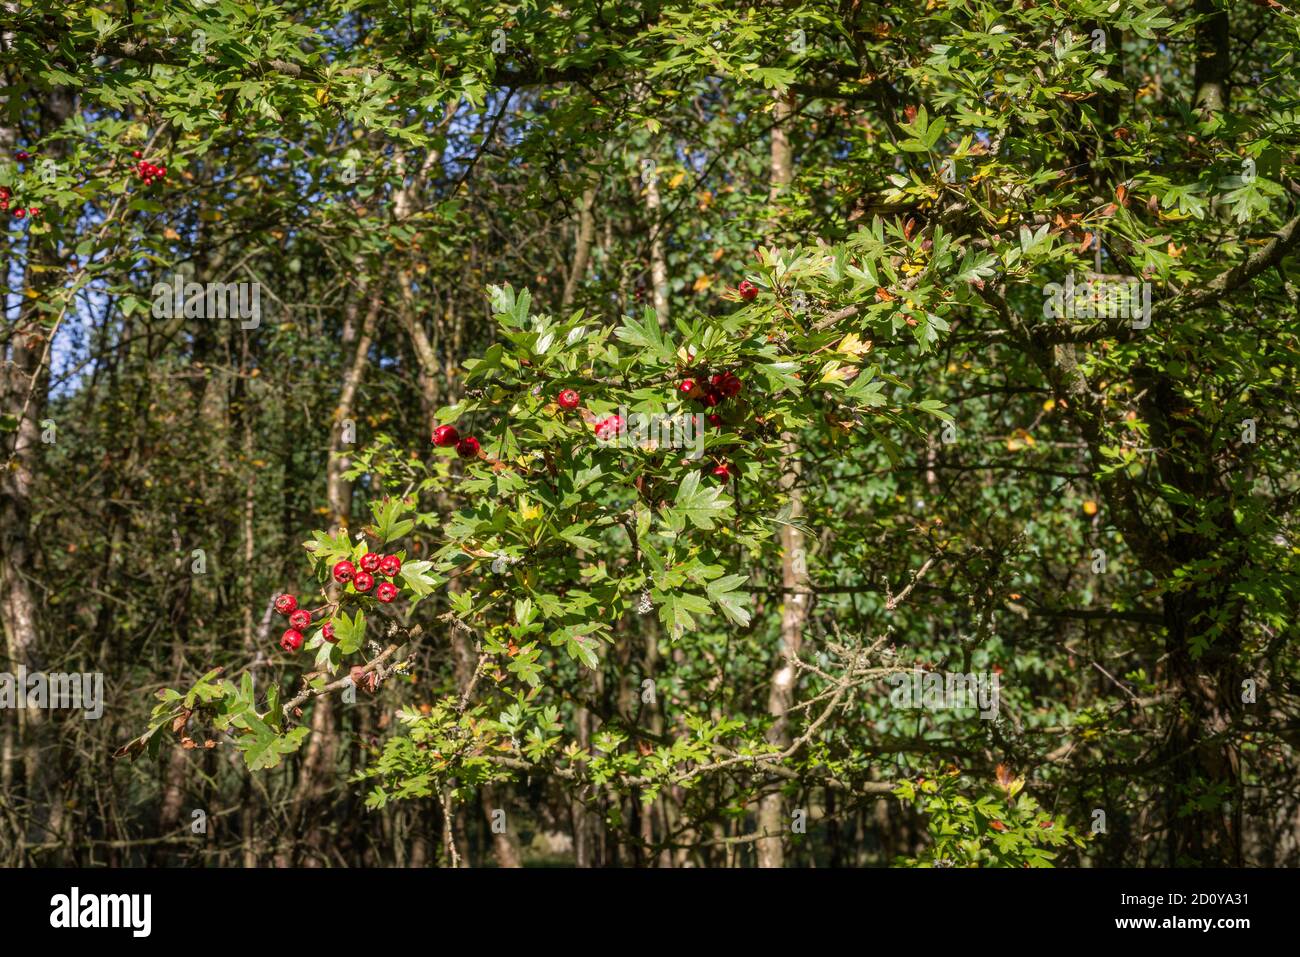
xmin=2 ymin=0 xmax=1298 ymax=867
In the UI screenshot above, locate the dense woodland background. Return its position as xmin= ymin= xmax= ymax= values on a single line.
xmin=2 ymin=0 xmax=1299 ymax=868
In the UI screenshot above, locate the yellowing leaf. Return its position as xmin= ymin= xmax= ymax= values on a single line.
xmin=836 ymin=332 xmax=872 ymax=358
xmin=692 ymin=274 xmax=713 ymax=293
xmin=667 ymin=171 xmax=686 ymax=189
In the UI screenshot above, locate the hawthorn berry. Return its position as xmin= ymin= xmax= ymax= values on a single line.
xmin=288 ymin=609 xmax=311 ymax=630
xmin=376 ymin=582 xmax=399 ymax=603
xmin=13 ymin=209 xmax=24 ymax=219
xmin=27 ymin=207 xmax=39 ymax=218
xmin=738 ymin=280 xmax=758 ymax=301
xmin=321 ymin=620 xmax=337 ymax=643
xmin=707 ymin=413 xmax=722 ymax=427
xmin=432 ymin=424 xmax=460 ymax=447
xmin=15 ymin=151 xmax=29 ymax=162
xmin=274 ymin=594 xmax=298 ymax=615
xmin=132 ymin=150 xmax=142 ymax=159
xmin=456 ymin=435 xmax=481 ymax=458
xmin=360 ymin=552 xmax=381 ymax=574
xmin=378 ymin=554 xmax=402 ymax=577
xmin=595 ymin=415 xmax=623 ymax=441
xmin=353 ymin=571 xmax=375 ymax=593
xmin=332 ymin=559 xmax=356 ymax=583
xmin=557 ymin=388 xmax=580 ymax=410
xmin=714 ymin=371 xmax=742 ymax=398
xmin=712 ymin=462 xmax=732 ymax=479
xmin=678 ymin=379 xmax=697 ymax=396
xmin=280 ymin=629 xmax=304 ymax=653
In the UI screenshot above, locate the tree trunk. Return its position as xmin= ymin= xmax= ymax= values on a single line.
xmin=645 ymin=156 xmax=670 ymax=328
xmin=757 ymin=92 xmax=800 ymax=868
xmin=562 ymin=183 xmax=598 ymax=309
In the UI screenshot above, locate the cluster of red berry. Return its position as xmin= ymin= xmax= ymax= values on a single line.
xmin=432 ymin=424 xmax=481 ymax=459
xmin=678 ymin=372 xmax=744 ymax=479
xmin=1 ymin=185 xmax=39 ymax=220
xmin=679 ymin=370 xmax=742 ymax=410
xmin=551 ymin=387 xmax=621 ymax=440
xmin=333 ymin=552 xmax=403 ymax=602
xmin=273 ymin=594 xmax=315 ymax=652
xmin=273 ymin=552 xmax=404 ymax=654
xmin=132 ymin=150 xmax=167 ymax=186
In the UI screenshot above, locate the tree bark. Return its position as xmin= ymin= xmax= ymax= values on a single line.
xmin=757 ymin=92 xmax=801 ymax=869
xmin=562 ymin=183 xmax=598 ymax=309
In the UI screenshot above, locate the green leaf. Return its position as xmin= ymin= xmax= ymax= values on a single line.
xmin=399 ymin=559 xmax=443 ymax=599
xmin=334 ymin=609 xmax=367 ymax=654
xmin=236 ymin=714 xmax=310 ymax=771
xmin=614 ymin=306 xmax=674 ymax=363
xmin=664 ymin=470 xmax=732 ymax=531
xmin=706 ymin=574 xmax=752 ymax=627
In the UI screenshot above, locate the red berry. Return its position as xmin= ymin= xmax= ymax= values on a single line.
xmin=288 ymin=609 xmax=311 ymax=630
xmin=378 ymin=554 xmax=402 ymax=577
xmin=1 ymin=201 xmax=8 ymax=211
xmin=143 ymin=177 xmax=153 ymax=186
xmin=353 ymin=571 xmax=375 ymax=593
xmin=132 ymin=150 xmax=142 ymax=159
xmin=678 ymin=379 xmax=696 ymax=395
xmin=27 ymin=207 xmax=39 ymax=218
xmin=701 ymin=390 xmax=720 ymax=407
xmin=274 ymin=593 xmax=298 ymax=615
xmin=557 ymin=388 xmax=580 ymax=410
xmin=321 ymin=620 xmax=337 ymax=643
xmin=456 ymin=436 xmax=481 ymax=458
xmin=280 ymin=629 xmax=304 ymax=653
xmin=738 ymin=280 xmax=758 ymax=301
xmin=595 ymin=415 xmax=623 ymax=441
xmin=332 ymin=559 xmax=356 ymax=583
xmin=360 ymin=552 xmax=381 ymax=574
xmin=376 ymin=582 xmax=399 ymax=603
xmin=707 ymin=413 xmax=722 ymax=427
xmin=717 ymin=372 xmax=742 ymax=398
xmin=14 ymin=151 xmax=29 ymax=162
xmin=13 ymin=209 xmax=24 ymax=219
xmin=432 ymin=424 xmax=459 ymax=447
xmin=157 ymin=166 xmax=167 ymax=178
xmin=0 ymin=186 xmax=10 ymax=199
xmin=712 ymin=462 xmax=731 ymax=479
